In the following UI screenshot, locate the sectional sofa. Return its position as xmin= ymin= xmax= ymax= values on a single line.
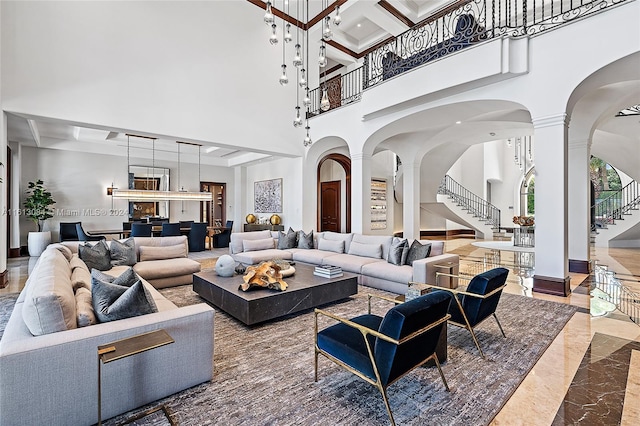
xmin=230 ymin=230 xmax=459 ymax=294
xmin=0 ymin=238 xmax=214 ymax=426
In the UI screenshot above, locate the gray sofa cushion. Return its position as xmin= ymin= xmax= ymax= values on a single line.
xmin=233 ymin=249 xmax=293 ymax=265
xmin=347 ymin=241 xmax=382 ymax=259
xmin=110 ymin=237 xmax=136 ymax=266
xmin=133 ymin=258 xmax=201 ymax=280
xmin=75 ymin=287 xmax=96 ymax=327
xmin=22 ymin=247 xmax=77 ymax=335
xmin=48 ymin=243 xmax=73 ymax=261
xmin=243 ymin=238 xmax=274 ymax=252
xmin=351 ymin=234 xmax=393 ymax=260
xmin=317 ymin=238 xmax=344 ymax=253
xmin=91 ymin=268 xmax=158 ymax=322
xmin=79 ymin=241 xmax=111 ymax=271
xmin=361 ymin=261 xmax=414 ymax=284
xmin=230 ymin=230 xmax=272 ymax=254
xmin=322 ymin=253 xmax=383 ymax=274
xmin=71 ymin=266 xmax=92 ymax=291
xmin=291 ymin=249 xmax=338 ymax=264
xmin=320 ymin=231 xmax=353 ymax=252
xmin=139 ymin=244 xmax=188 ymax=262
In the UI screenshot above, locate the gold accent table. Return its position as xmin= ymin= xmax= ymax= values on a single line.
xmin=97 ymin=329 xmax=176 ymax=425
xmin=434 ymin=261 xmax=459 ymax=289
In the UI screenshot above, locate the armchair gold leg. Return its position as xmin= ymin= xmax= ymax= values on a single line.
xmin=314 ymin=348 xmax=319 ymax=382
xmin=493 ymin=313 xmax=506 ymax=338
xmin=432 ymin=354 xmax=450 ymax=392
xmin=468 ymin=327 xmax=485 ymax=359
xmin=379 ymin=386 xmax=396 ymax=426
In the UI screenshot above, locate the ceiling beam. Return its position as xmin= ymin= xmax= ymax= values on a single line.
xmin=246 ymin=0 xmax=305 ymax=29
xmin=378 ymin=0 xmax=414 ymax=27
xmin=27 ymin=120 xmax=41 ymax=147
xmin=306 ymin=0 xmax=349 ymax=30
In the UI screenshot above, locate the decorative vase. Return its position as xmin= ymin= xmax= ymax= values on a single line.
xmin=270 ymin=214 xmax=281 ymax=225
xmin=28 ymin=231 xmax=51 ymax=257
xmin=246 ymin=214 xmax=256 ymax=224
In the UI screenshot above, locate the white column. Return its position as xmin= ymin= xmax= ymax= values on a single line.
xmin=402 ymin=161 xmax=421 ymax=240
xmin=350 ymin=152 xmax=371 ymax=234
xmin=1 ymin=112 xmax=7 ymax=282
xmin=532 ymin=114 xmax=570 ymax=295
xmin=233 ymin=166 xmax=246 ymax=233
xmin=568 ymin=138 xmax=591 ymax=272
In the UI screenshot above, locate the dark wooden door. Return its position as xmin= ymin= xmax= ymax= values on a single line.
xmin=200 ymin=182 xmax=226 ymax=226
xmin=320 ymin=181 xmax=341 ymax=232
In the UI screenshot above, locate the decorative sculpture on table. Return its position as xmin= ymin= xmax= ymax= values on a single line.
xmin=215 ymin=255 xmax=236 ymax=277
xmin=240 ymin=261 xmax=288 ymax=291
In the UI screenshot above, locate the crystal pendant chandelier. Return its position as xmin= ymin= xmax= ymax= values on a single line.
xmin=318 ymin=44 xmax=327 ymax=68
xmin=269 ymin=23 xmax=278 ymax=45
xmin=298 ymin=68 xmax=306 ymax=88
xmin=279 ymin=64 xmax=288 ymax=86
xmin=264 ymin=1 xmax=274 ymax=24
xmin=320 ymin=87 xmax=330 ymax=112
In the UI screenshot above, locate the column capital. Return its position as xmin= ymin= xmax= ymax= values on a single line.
xmin=532 ymin=113 xmax=568 ymax=129
xmin=350 ymin=152 xmax=371 ymax=162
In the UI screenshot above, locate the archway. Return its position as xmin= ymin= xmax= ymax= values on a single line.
xmin=317 ymin=153 xmax=351 ymax=233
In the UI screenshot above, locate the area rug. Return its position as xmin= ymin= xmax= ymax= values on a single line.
xmin=104 ymin=285 xmax=578 ymax=426
xmin=0 ymin=293 xmax=20 ymax=340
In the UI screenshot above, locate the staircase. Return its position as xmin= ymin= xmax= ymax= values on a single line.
xmin=437 ymin=175 xmax=501 ymax=239
xmin=593 ymin=180 xmax=640 ymax=247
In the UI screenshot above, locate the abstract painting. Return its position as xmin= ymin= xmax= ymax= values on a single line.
xmin=254 ymin=178 xmax=282 ymax=213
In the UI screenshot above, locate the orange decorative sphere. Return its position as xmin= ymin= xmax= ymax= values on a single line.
xmin=246 ymin=214 xmax=257 ymax=224
xmin=270 ymin=214 xmax=282 ymax=225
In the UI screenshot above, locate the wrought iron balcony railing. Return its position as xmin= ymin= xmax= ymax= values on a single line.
xmin=593 ymin=180 xmax=640 ymax=228
xmin=308 ymin=0 xmax=629 ymax=116
xmin=438 ymin=174 xmax=501 ymax=230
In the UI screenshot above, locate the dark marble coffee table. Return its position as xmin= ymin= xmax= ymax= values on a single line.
xmin=193 ymin=263 xmax=358 ymax=325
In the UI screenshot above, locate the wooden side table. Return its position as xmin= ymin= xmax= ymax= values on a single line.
xmin=434 ymin=262 xmax=459 ymax=289
xmin=98 ymin=329 xmax=176 ymax=425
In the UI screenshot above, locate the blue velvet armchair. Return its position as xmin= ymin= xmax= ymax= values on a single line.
xmin=314 ymin=290 xmax=452 ymax=426
xmin=421 ymin=267 xmax=509 ymax=358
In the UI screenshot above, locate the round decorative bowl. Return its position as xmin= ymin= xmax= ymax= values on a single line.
xmin=246 ymin=214 xmax=257 ymax=224
xmin=270 ymin=214 xmax=281 ymax=225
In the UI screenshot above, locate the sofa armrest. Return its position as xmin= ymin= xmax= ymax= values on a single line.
xmin=0 ymin=303 xmax=214 ymax=426
xmin=411 ymin=253 xmax=460 ymax=285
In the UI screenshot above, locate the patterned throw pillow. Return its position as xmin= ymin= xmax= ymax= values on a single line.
xmin=78 ymin=241 xmax=111 ymax=271
xmin=110 ymin=237 xmax=137 ymax=266
xmin=297 ymin=230 xmax=314 ymax=249
xmin=404 ymin=240 xmax=432 ymax=265
xmin=277 ymin=228 xmax=298 ymax=249
xmin=91 ymin=268 xmax=157 ymax=323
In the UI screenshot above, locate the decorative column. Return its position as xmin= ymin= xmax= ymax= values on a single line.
xmin=532 ymin=114 xmax=570 ymax=296
xmin=0 ymin=112 xmax=7 ymax=287
xmin=402 ymin=161 xmax=421 ymax=241
xmin=350 ymin=152 xmax=372 ymax=234
xmin=568 ymin=138 xmax=591 ymax=273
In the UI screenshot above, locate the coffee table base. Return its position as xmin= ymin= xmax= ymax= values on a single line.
xmin=193 ymin=264 xmax=358 ymax=325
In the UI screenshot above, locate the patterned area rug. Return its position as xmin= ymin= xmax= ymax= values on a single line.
xmin=195 ymin=257 xmax=218 ymax=270
xmin=104 ymin=285 xmax=578 ymax=426
xmin=0 ymin=293 xmax=20 ymax=340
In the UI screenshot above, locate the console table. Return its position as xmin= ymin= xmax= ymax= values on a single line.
xmin=244 ymin=224 xmax=284 ymax=232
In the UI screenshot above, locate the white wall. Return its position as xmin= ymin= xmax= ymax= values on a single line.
xmin=246 ymin=157 xmax=303 ymax=231
xmin=19 ymin=146 xmax=234 ymax=244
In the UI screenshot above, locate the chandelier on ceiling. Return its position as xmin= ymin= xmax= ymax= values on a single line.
xmin=262 ymin=0 xmax=342 ymax=147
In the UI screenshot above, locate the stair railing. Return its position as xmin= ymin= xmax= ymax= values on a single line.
xmin=593 ymin=263 xmax=640 ymax=326
xmin=593 ymin=180 xmax=640 ymax=228
xmin=438 ymin=175 xmax=501 ymax=230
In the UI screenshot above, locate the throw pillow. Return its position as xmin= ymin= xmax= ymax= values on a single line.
xmin=387 ymin=238 xmax=408 ymax=265
xmin=297 ymin=230 xmax=314 ymax=249
xmin=91 ymin=268 xmax=157 ymax=323
xmin=110 ymin=237 xmax=137 ymax=266
xmin=78 ymin=241 xmax=111 ymax=271
xmin=75 ymin=287 xmax=96 ymax=327
xmin=277 ymin=228 xmax=298 ymax=249
xmin=139 ymin=244 xmax=187 ymax=262
xmin=71 ymin=266 xmax=92 ymax=292
xmin=243 ymin=238 xmax=274 ymax=252
xmin=70 ymin=255 xmax=89 ymax=273
xmin=317 ymin=238 xmax=344 ymax=253
xmin=348 ymin=241 xmax=382 ymax=259
xmin=48 ymin=243 xmax=73 ymax=262
xmin=405 ymin=240 xmax=432 ymax=265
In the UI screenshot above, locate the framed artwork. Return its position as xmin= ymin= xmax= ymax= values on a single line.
xmin=254 ymin=178 xmax=282 ymax=213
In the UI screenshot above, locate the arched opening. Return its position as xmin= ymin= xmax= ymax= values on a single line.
xmin=317 ymin=154 xmax=351 ymax=233
xmin=520 ymin=168 xmax=535 ymax=217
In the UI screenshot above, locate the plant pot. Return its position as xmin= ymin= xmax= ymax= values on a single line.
xmin=28 ymin=231 xmax=51 ymax=257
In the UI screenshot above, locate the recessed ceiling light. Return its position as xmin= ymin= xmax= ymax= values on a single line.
xmin=357 ymin=23 xmax=362 ymax=28
xmin=489 ymin=132 xmax=496 ymax=136
xmin=455 ymin=121 xmax=461 ymax=124
xmin=205 ymin=146 xmax=220 ymax=153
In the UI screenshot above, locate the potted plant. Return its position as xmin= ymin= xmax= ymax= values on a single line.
xmin=24 ymin=179 xmax=56 ymax=256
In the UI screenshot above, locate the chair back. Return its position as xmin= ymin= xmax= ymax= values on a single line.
xmin=374 ymin=290 xmax=452 ymax=386
xmin=161 ymin=222 xmax=182 ymax=237
xmin=225 ymin=220 xmax=234 ymax=230
xmin=130 ymin=222 xmax=153 ymax=237
xmin=188 ymin=222 xmax=208 ymax=251
xmin=179 ymin=220 xmax=194 ymax=230
xmin=59 ymin=222 xmax=80 ymax=242
xmin=461 ymin=267 xmax=509 ymax=326
xmin=122 ymin=222 xmax=132 ymax=231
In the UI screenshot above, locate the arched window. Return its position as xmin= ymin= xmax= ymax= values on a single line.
xmin=520 ymin=168 xmax=535 ymax=216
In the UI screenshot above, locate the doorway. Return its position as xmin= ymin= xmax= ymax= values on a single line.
xmin=317 ymin=154 xmax=351 ymax=233
xmin=200 ymin=182 xmax=226 ymax=226
xmin=320 ymin=181 xmax=341 ymax=232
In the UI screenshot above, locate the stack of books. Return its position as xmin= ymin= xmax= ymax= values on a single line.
xmin=314 ymin=265 xmax=343 ymax=278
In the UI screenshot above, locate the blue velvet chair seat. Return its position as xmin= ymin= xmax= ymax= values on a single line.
xmin=317 ymin=314 xmax=382 ymax=381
